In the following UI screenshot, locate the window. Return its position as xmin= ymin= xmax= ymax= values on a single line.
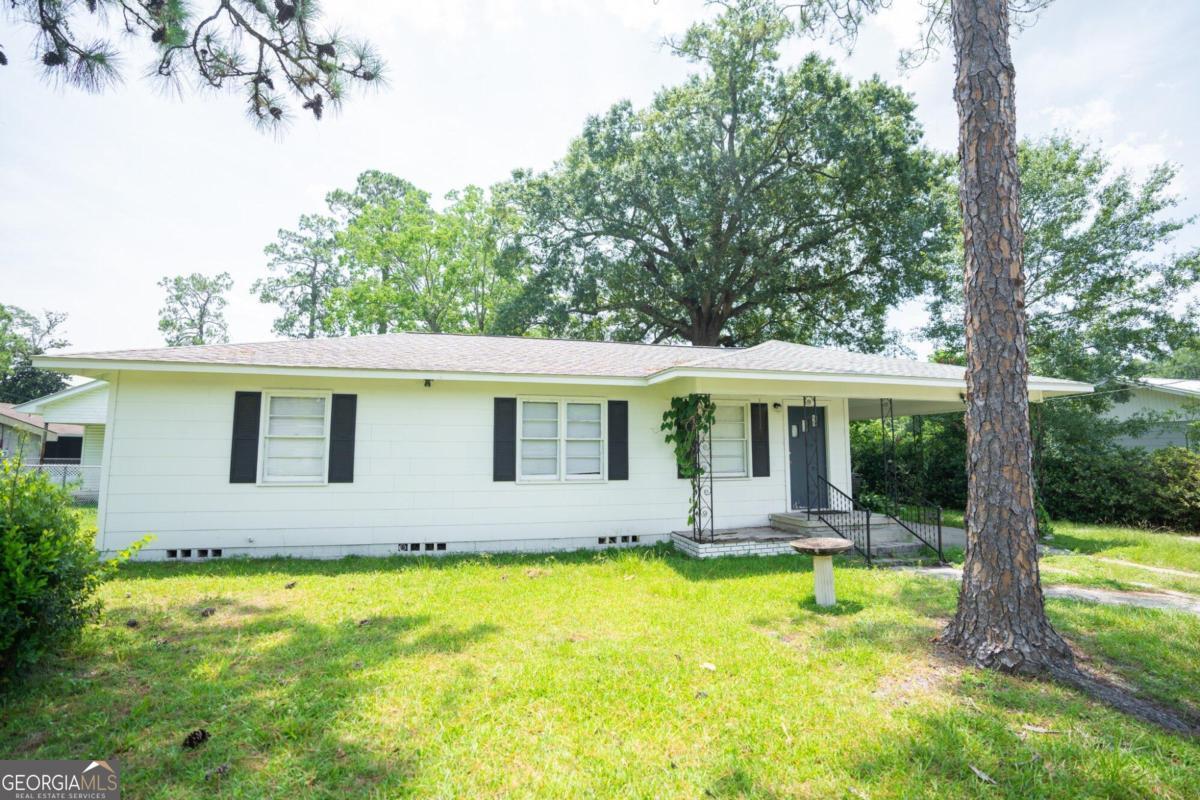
xmin=260 ymin=392 xmax=330 ymax=484
xmin=518 ymin=398 xmax=606 ymax=481
xmin=709 ymin=403 xmax=749 ymax=478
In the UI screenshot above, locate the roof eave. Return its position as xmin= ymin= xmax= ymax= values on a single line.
xmin=13 ymin=379 xmax=108 ymax=414
xmin=31 ymin=355 xmax=1092 ymax=396
xmin=30 ymin=356 xmax=651 ymax=387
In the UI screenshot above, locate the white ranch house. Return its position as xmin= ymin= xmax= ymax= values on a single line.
xmin=27 ymin=333 xmax=1089 ymax=561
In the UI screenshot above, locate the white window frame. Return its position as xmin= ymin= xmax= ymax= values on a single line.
xmin=516 ymin=396 xmax=607 ymax=484
xmin=258 ymin=390 xmax=332 ymax=486
xmin=708 ymin=400 xmax=751 ymax=479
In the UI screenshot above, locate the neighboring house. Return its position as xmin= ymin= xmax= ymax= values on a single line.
xmin=1106 ymin=378 xmax=1200 ymax=450
xmin=32 ymin=333 xmax=1089 ymax=560
xmin=14 ymin=380 xmax=110 ymax=499
xmin=0 ymin=403 xmax=58 ymax=463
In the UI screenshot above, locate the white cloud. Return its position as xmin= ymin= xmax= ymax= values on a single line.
xmin=1041 ymin=98 xmax=1118 ymax=137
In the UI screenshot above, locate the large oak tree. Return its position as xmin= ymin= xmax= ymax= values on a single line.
xmin=507 ymin=0 xmax=953 ymax=348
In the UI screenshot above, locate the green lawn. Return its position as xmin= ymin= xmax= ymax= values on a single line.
xmin=2 ymin=533 xmax=1199 ymax=797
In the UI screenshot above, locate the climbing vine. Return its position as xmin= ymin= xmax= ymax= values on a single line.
xmin=661 ymin=393 xmax=717 ymax=525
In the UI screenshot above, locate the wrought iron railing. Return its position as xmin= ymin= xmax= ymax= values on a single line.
xmin=810 ymin=475 xmax=872 ymax=565
xmin=880 ymin=498 xmax=945 ymax=564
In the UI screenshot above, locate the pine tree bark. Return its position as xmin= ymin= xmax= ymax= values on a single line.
xmin=938 ymin=0 xmax=1074 ymax=674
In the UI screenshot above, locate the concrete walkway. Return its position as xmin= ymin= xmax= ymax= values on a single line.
xmin=900 ymin=565 xmax=1200 ymax=616
xmin=1093 ymin=557 xmax=1200 ymax=580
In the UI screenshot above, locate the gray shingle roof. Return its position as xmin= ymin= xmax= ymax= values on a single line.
xmin=40 ymin=332 xmax=1089 ymax=390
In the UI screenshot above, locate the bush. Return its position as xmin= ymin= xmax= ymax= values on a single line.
xmin=0 ymin=459 xmax=138 ymax=684
xmin=1145 ymin=447 xmax=1200 ymax=531
xmin=852 ymin=412 xmax=1200 ymax=532
xmin=1041 ymin=445 xmax=1200 ymax=532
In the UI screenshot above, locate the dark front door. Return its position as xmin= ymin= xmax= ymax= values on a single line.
xmin=788 ymin=405 xmax=828 ymax=510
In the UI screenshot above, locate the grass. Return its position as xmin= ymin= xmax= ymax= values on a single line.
xmin=2 ymin=537 xmax=1199 ymax=798
xmin=936 ymin=509 xmax=1200 ymax=595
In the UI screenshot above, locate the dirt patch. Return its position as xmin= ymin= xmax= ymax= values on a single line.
xmin=871 ymin=650 xmax=964 ymax=706
xmin=14 ymin=730 xmax=50 ymax=754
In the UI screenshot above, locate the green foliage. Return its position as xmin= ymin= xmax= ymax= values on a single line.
xmin=5 ymin=0 xmax=385 ymax=130
xmin=661 ymin=394 xmax=716 ymax=526
xmin=273 ymin=172 xmax=529 ymax=337
xmin=510 ymin=0 xmax=954 ymax=347
xmin=0 ymin=305 xmax=69 ymax=404
xmin=925 ymin=135 xmax=1200 ymax=389
xmin=1144 ymin=448 xmax=1200 ymax=531
xmin=1153 ymin=344 xmax=1200 ymax=380
xmin=854 ymin=405 xmax=1199 ymax=532
xmin=0 ymin=459 xmax=142 ymax=684
xmin=253 ymin=215 xmax=346 ymax=339
xmin=850 ymin=415 xmax=967 ymax=509
xmin=157 ymin=271 xmax=233 ymax=346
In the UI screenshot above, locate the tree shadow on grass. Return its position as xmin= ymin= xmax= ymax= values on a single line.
xmin=114 ymin=544 xmax=860 ymax=585
xmin=1045 ymin=529 xmax=1144 ymax=555
xmin=662 ymin=551 xmax=870 ymax=583
xmin=115 ymin=545 xmax=709 ymax=583
xmin=839 ymin=663 xmax=1200 ymax=799
xmin=0 ymin=598 xmax=500 ymax=799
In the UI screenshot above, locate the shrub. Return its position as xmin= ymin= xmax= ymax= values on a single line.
xmin=1145 ymin=447 xmax=1200 ymax=531
xmin=0 ymin=459 xmax=139 ymax=684
xmin=853 ymin=414 xmax=1200 ymax=532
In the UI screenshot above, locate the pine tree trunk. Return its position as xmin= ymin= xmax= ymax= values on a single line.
xmin=938 ymin=0 xmax=1074 ymax=674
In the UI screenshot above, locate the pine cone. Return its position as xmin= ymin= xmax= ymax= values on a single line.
xmin=182 ymin=729 xmax=210 ymax=749
xmin=303 ymin=95 xmax=324 ymax=120
xmin=275 ymin=1 xmax=296 ymax=25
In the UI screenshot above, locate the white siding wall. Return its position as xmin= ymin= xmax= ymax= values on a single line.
xmin=80 ymin=424 xmax=105 ymax=492
xmin=1107 ymin=388 xmax=1197 ymax=449
xmin=0 ymin=423 xmax=44 ymax=462
xmin=99 ymin=371 xmax=856 ymax=559
xmin=40 ymin=383 xmax=109 ymax=425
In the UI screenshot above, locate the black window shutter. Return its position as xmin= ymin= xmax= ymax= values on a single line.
xmin=328 ymin=394 xmax=357 ymax=483
xmin=751 ymin=402 xmax=770 ymax=477
xmin=229 ymin=391 xmax=262 ymax=483
xmin=608 ymin=400 xmax=629 ymax=480
xmin=493 ymin=398 xmax=517 ymax=481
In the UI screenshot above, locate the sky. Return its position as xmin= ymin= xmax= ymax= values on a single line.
xmin=2 ymin=0 xmax=1198 ymax=357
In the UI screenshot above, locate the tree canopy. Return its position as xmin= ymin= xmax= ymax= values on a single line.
xmin=157 ymin=271 xmax=233 ymax=345
xmin=925 ymin=135 xmax=1200 ymax=388
xmin=254 ymin=214 xmax=345 ymax=339
xmin=3 ymin=0 xmax=384 ymax=129
xmin=0 ymin=306 xmax=70 ymax=404
xmin=253 ymin=171 xmax=529 ymax=338
xmin=507 ymin=0 xmax=954 ymax=347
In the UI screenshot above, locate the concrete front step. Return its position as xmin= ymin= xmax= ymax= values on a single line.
xmin=770 ymin=511 xmax=894 ymax=529
xmin=770 ymin=513 xmax=924 ymax=545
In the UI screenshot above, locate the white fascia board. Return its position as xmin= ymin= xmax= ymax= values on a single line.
xmin=1136 ymin=380 xmax=1200 ymax=400
xmin=648 ymin=367 xmax=967 ymax=390
xmin=648 ymin=367 xmax=1091 ymax=396
xmin=31 ymin=357 xmax=649 ymax=387
xmin=13 ymin=379 xmax=108 ymax=413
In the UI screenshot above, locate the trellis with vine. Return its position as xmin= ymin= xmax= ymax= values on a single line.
xmin=661 ymin=393 xmax=716 ymax=535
